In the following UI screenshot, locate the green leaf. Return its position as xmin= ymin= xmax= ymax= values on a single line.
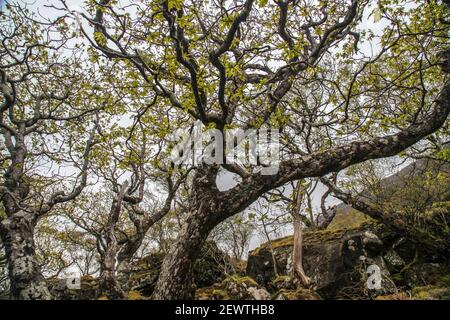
xmin=373 ymin=8 xmax=382 ymax=23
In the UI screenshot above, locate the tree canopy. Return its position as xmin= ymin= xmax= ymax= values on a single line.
xmin=0 ymin=0 xmax=448 ymax=300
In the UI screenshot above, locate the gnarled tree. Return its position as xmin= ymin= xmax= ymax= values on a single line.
xmin=0 ymin=4 xmax=102 ymax=299
xmin=66 ymin=0 xmax=450 ymax=298
xmin=64 ymin=124 xmax=188 ymax=299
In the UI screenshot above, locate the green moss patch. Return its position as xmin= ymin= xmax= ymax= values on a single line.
xmin=273 ymin=288 xmax=321 ymax=300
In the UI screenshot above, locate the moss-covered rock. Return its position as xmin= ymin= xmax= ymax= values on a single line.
xmin=273 ymin=288 xmax=321 ymax=300
xmin=128 ymin=290 xmax=147 ymax=300
xmin=48 ymin=275 xmax=100 ymax=300
xmin=247 ymin=222 xmax=396 ymax=299
xmin=391 ymin=262 xmax=450 ymax=289
xmin=267 ymin=276 xmax=297 ymax=292
xmin=246 ymin=209 xmax=450 ymax=301
xmin=196 ymin=283 xmax=230 ymax=300
xmin=195 ymin=275 xmax=270 ymax=300
xmin=129 ymin=241 xmax=238 ymax=297
xmin=411 ymin=285 xmax=450 ymax=300
xmin=375 ymin=292 xmax=411 ymax=300
xmin=376 ymin=283 xmax=450 ymax=300
xmin=49 ymin=241 xmax=237 ymax=300
xmin=247 ymin=223 xmax=393 ymax=298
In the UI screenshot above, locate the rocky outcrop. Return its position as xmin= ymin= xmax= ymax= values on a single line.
xmin=49 ymin=241 xmax=238 ymax=300
xmin=266 ymin=276 xmax=321 ymax=300
xmin=47 ymin=207 xmax=449 ymax=300
xmin=246 ymin=215 xmax=449 ymax=299
xmin=129 ymin=241 xmax=237 ymax=296
xmin=247 ymin=223 xmax=395 ymax=299
xmin=48 ymin=275 xmax=100 ymax=300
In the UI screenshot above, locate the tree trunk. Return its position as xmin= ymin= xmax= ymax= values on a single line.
xmin=292 ymin=212 xmax=310 ymax=287
xmin=116 ymin=259 xmax=131 ymax=293
xmin=99 ymin=250 xmax=134 ymax=300
xmin=152 ymin=206 xmax=213 ymax=299
xmin=99 ymin=251 xmax=135 ymax=299
xmin=99 ymin=269 xmax=126 ymax=300
xmin=99 ymin=182 xmax=128 ymax=300
xmin=261 ymin=219 xmax=278 ymax=277
xmin=0 ymin=212 xmax=51 ymax=300
xmin=152 ymin=165 xmax=222 ymax=299
xmin=291 ymin=181 xmax=310 ymax=287
xmin=99 ymin=242 xmax=127 ymax=300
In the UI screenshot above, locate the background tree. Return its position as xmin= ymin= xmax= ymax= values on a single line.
xmin=62 ymin=122 xmax=189 ymax=299
xmin=291 ymin=180 xmax=311 ymax=287
xmin=211 ymin=212 xmax=256 ymax=262
xmin=259 ymin=178 xmax=336 ymax=286
xmin=0 ymin=3 xmax=105 ymax=299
